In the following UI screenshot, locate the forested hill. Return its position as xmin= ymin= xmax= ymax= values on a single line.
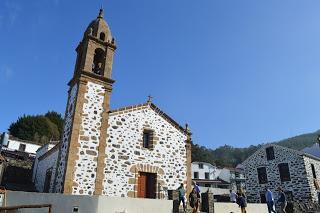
xmin=192 ymin=130 xmax=320 ymax=167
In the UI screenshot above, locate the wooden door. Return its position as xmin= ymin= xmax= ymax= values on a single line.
xmin=146 ymin=173 xmax=156 ymax=199
xmin=138 ymin=172 xmax=157 ymax=199
xmin=138 ymin=172 xmax=147 ymax=198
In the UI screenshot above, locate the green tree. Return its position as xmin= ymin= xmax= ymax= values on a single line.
xmin=45 ymin=111 xmax=64 ymax=137
xmin=9 ymin=114 xmax=60 ymax=144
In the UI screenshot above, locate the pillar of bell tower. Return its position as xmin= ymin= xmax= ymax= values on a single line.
xmin=53 ymin=9 xmax=116 ymax=195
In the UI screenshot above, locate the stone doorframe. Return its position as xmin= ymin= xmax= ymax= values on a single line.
xmin=128 ymin=164 xmax=165 ymax=199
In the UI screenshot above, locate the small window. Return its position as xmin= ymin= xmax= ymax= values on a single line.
xmin=99 ymin=32 xmax=105 ymax=41
xmin=143 ymin=129 xmax=154 ymax=149
xmin=18 ymin=144 xmax=26 ymax=152
xmin=205 ymin=172 xmax=210 ymax=179
xmin=199 ymin=163 xmax=203 ymax=169
xmin=194 ymin=172 xmax=199 ymax=179
xmin=311 ymin=164 xmax=317 ymax=179
xmin=266 ymin=147 xmax=275 ymax=160
xmin=204 ymin=184 xmax=211 ymax=187
xmin=257 ymin=167 xmax=268 ymax=184
xmin=278 ymin=163 xmax=291 ymax=182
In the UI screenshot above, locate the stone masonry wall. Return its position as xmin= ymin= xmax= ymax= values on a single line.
xmin=102 ymin=105 xmax=188 ymax=198
xmin=54 ymin=83 xmax=78 ymax=192
xmin=34 ymin=148 xmax=59 ymax=192
xmin=243 ymin=145 xmax=311 ymax=203
xmin=32 ymin=144 xmax=51 ymax=183
xmin=72 ymin=81 xmax=105 ymax=195
xmin=303 ymin=156 xmax=320 ymax=202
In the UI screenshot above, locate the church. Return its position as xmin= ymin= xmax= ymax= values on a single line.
xmin=32 ymin=9 xmax=192 ymax=199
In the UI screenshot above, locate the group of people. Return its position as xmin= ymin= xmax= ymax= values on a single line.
xmin=229 ymin=186 xmax=287 ymax=213
xmin=265 ymin=187 xmax=287 ymax=213
xmin=229 ymin=189 xmax=247 ymax=213
xmin=177 ymin=181 xmax=201 ymax=213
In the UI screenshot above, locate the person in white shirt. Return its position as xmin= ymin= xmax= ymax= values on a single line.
xmin=229 ymin=190 xmax=238 ymax=203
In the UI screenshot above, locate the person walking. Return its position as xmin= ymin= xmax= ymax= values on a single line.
xmin=277 ymin=187 xmax=287 ymax=213
xmin=229 ymin=190 xmax=237 ymax=203
xmin=189 ymin=187 xmax=200 ymax=213
xmin=237 ymin=192 xmax=247 ymax=213
xmin=177 ymin=183 xmax=186 ymax=212
xmin=265 ymin=187 xmax=277 ymax=213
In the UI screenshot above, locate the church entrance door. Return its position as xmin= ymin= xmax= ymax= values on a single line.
xmin=138 ymin=172 xmax=156 ymax=199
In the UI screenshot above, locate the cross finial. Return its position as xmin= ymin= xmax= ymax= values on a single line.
xmin=185 ymin=123 xmax=191 ymax=134
xmin=98 ymin=6 xmax=104 ymax=18
xmin=147 ymin=95 xmax=153 ymax=104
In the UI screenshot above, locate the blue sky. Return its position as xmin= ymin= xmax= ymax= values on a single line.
xmin=1 ymin=0 xmax=320 ymax=149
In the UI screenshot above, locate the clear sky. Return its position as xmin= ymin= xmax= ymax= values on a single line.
xmin=1 ymin=0 xmax=320 ymax=149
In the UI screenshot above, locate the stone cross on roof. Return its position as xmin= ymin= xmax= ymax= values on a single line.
xmin=147 ymin=95 xmax=153 ymax=104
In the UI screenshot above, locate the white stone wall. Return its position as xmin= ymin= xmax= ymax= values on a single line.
xmin=32 ymin=144 xmax=53 ymax=182
xmin=72 ymin=82 xmax=105 ymax=195
xmin=34 ymin=148 xmax=59 ymax=192
xmin=243 ymin=145 xmax=312 ymax=203
xmin=102 ymin=105 xmax=188 ymax=197
xmin=192 ymin=162 xmax=218 ymax=180
xmin=303 ymin=155 xmax=320 ymax=202
xmin=6 ymin=140 xmax=40 ymax=154
xmin=54 ymin=83 xmax=78 ymax=193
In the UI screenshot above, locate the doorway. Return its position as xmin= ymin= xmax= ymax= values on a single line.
xmin=138 ymin=172 xmax=156 ymax=199
xmin=43 ymin=168 xmax=52 ymax=193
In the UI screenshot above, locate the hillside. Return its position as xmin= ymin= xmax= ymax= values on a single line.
xmin=192 ymin=130 xmax=320 ymax=167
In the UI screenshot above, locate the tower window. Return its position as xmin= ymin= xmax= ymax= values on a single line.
xmin=92 ymin=48 xmax=105 ymax=75
xmin=199 ymin=163 xmax=203 ymax=169
xmin=143 ymin=129 xmax=154 ymax=149
xmin=99 ymin=32 xmax=105 ymax=41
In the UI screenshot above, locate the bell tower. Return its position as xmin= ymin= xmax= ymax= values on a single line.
xmin=54 ymin=9 xmax=116 ymax=195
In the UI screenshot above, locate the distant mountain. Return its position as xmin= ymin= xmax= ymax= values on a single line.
xmin=192 ymin=130 xmax=320 ymax=167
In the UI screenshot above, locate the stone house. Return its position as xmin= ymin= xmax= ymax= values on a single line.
xmin=32 ymin=9 xmax=192 ymax=199
xmin=242 ymin=144 xmax=320 ymax=203
xmin=0 ymin=132 xmax=47 ymax=157
xmin=192 ymin=161 xmax=245 ymax=194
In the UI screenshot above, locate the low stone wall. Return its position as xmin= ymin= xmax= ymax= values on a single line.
xmin=213 ymin=202 xmax=268 ymax=213
xmin=4 ymin=191 xmax=172 ymax=213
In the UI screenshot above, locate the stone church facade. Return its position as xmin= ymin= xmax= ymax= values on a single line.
xmin=32 ymin=9 xmax=192 ymax=198
xmin=243 ymin=144 xmax=320 ymax=203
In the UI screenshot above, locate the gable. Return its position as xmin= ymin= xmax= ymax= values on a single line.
xmin=109 ymin=102 xmax=189 ymax=136
xmin=242 ymin=144 xmax=303 ymax=166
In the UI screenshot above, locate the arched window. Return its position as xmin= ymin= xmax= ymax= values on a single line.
xmin=92 ymin=48 xmax=105 ymax=75
xmin=99 ymin=32 xmax=105 ymax=41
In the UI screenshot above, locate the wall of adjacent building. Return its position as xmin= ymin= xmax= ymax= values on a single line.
xmin=191 ymin=162 xmax=219 ymax=180
xmin=303 ymin=155 xmax=320 ymax=202
xmin=34 ymin=148 xmax=59 ymax=192
xmin=5 ymin=140 xmax=40 ymax=154
xmin=243 ymin=145 xmax=312 ymax=203
xmin=32 ymin=143 xmax=56 ymax=182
